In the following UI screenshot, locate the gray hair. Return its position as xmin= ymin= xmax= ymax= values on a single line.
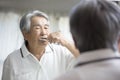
xmin=70 ymin=0 xmax=120 ymax=52
xmin=20 ymin=10 xmax=49 ymax=32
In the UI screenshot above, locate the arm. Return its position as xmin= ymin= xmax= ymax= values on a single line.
xmin=48 ymin=31 xmax=80 ymax=57
xmin=63 ymin=41 xmax=80 ymax=58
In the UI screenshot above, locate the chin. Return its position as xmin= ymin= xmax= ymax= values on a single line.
xmin=43 ymin=42 xmax=48 ymax=45
xmin=39 ymin=41 xmax=48 ymax=45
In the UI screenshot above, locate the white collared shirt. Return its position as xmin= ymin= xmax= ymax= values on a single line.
xmin=2 ymin=43 xmax=75 ymax=80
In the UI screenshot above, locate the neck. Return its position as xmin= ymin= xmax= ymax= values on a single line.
xmin=27 ymin=44 xmax=47 ymax=60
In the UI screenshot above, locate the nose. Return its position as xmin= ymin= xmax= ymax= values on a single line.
xmin=41 ymin=28 xmax=46 ymax=36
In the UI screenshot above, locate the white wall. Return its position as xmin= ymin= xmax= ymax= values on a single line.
xmin=0 ymin=12 xmax=24 ymax=80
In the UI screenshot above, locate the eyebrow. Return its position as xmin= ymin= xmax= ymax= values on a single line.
xmin=32 ymin=23 xmax=50 ymax=27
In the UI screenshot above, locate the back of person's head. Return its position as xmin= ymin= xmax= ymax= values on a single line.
xmin=70 ymin=0 xmax=120 ymax=53
xmin=20 ymin=10 xmax=49 ymax=33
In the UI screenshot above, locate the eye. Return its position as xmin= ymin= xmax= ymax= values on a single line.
xmin=32 ymin=24 xmax=41 ymax=29
xmin=44 ymin=26 xmax=48 ymax=29
xmin=35 ymin=26 xmax=40 ymax=29
xmin=44 ymin=24 xmax=49 ymax=29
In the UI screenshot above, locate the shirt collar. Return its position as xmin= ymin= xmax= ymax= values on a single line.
xmin=75 ymin=49 xmax=120 ymax=65
xmin=45 ymin=43 xmax=54 ymax=53
xmin=21 ymin=43 xmax=53 ymax=58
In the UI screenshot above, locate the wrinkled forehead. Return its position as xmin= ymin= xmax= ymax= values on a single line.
xmin=30 ymin=16 xmax=50 ymax=26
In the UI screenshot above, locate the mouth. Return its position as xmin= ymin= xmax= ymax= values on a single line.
xmin=39 ymin=37 xmax=48 ymax=42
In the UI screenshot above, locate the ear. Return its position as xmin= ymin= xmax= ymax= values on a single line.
xmin=22 ymin=31 xmax=28 ymax=41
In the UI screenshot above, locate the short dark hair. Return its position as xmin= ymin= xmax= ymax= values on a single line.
xmin=70 ymin=0 xmax=120 ymax=53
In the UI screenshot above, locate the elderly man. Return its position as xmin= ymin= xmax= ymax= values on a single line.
xmin=2 ymin=10 xmax=79 ymax=80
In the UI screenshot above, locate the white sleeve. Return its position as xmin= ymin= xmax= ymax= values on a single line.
xmin=2 ymin=58 xmax=14 ymax=80
xmin=63 ymin=47 xmax=75 ymax=71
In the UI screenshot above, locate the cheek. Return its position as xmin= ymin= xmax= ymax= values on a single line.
xmin=33 ymin=30 xmax=41 ymax=35
xmin=28 ymin=32 xmax=40 ymax=40
xmin=47 ymin=30 xmax=50 ymax=34
xmin=47 ymin=31 xmax=50 ymax=35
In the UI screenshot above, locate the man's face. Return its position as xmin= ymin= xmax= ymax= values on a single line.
xmin=24 ymin=16 xmax=50 ymax=46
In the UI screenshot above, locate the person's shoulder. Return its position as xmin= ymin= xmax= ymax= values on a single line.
xmin=49 ymin=43 xmax=68 ymax=50
xmin=4 ymin=49 xmax=21 ymax=62
xmin=49 ymin=43 xmax=73 ymax=57
xmin=8 ymin=49 xmax=20 ymax=57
